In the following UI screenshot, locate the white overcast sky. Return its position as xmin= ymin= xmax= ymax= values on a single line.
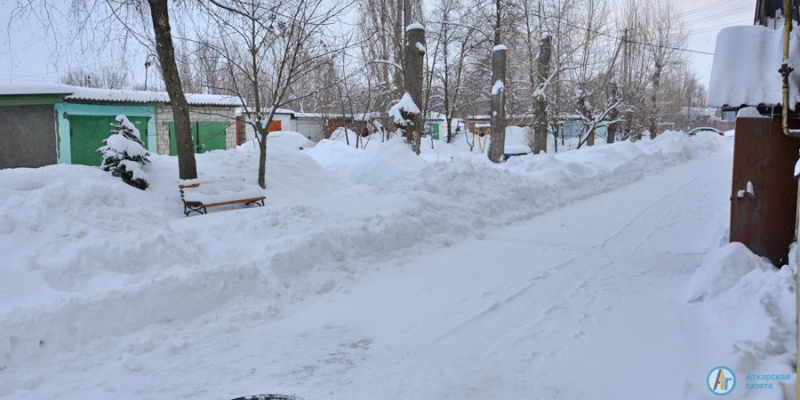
xmin=0 ymin=0 xmax=754 ymax=91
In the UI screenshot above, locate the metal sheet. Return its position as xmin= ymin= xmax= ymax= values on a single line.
xmin=730 ymin=117 xmax=800 ymax=265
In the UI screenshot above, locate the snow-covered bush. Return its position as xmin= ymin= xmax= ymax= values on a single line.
xmin=98 ymin=115 xmax=151 ymax=190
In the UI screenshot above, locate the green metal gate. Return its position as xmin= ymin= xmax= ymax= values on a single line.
xmin=68 ymin=115 xmax=150 ymax=166
xmin=168 ymin=121 xmax=228 ymax=155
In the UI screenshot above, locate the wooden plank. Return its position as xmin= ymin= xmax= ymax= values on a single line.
xmin=202 ymin=196 xmax=265 ymax=207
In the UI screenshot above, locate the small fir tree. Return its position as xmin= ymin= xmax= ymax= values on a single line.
xmin=98 ymin=115 xmax=151 ymax=190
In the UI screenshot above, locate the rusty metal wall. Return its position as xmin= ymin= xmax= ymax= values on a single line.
xmin=730 ymin=117 xmax=800 ymax=265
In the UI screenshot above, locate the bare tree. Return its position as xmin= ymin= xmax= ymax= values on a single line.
xmin=61 ymin=66 xmax=130 ymax=89
xmin=643 ymin=0 xmax=686 ymax=138
xmin=148 ymin=0 xmax=198 ymax=180
xmin=199 ymin=0 xmax=350 ymax=188
xmin=431 ymin=0 xmax=473 ymax=144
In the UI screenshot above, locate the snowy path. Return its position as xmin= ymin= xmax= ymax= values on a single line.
xmin=3 ymin=142 xmax=733 ymax=400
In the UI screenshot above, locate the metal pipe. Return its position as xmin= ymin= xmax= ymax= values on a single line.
xmin=781 ymin=0 xmax=793 ymax=136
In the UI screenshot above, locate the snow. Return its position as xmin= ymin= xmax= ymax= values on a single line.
xmin=492 ymin=44 xmax=507 ymax=52
xmin=415 ymin=42 xmax=426 ymax=54
xmin=406 ymin=23 xmax=424 ymax=32
xmin=103 ymin=132 xmax=148 ymax=158
xmin=388 ymin=92 xmax=420 ymax=125
xmin=708 ymin=25 xmax=800 ymax=109
xmin=683 ymin=243 xmax=796 ymax=398
xmin=182 ymin=179 xmax=265 ymax=204
xmin=737 ymin=106 xmax=765 ymax=118
xmin=491 ymin=79 xmax=504 ymax=95
xmin=0 ymin=83 xmax=241 ymax=107
xmin=686 ymin=242 xmax=770 ymax=302
xmin=2 ymin=130 xmax=793 ymax=399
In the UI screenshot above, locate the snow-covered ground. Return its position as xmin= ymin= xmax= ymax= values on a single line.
xmin=0 ymin=131 xmax=795 ymax=399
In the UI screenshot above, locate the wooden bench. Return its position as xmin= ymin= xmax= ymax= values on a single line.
xmin=179 ymin=178 xmax=266 ymax=216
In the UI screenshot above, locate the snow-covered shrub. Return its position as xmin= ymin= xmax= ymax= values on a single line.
xmin=98 ymin=115 xmax=150 ymax=190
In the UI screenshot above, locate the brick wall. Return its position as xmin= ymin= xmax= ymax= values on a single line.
xmin=154 ymin=105 xmax=238 ymax=154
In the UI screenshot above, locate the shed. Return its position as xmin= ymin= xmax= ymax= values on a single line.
xmin=240 ymin=109 xmax=298 ymax=143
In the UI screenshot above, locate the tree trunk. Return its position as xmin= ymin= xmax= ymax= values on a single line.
xmin=148 ymin=0 xmax=197 ymax=180
xmin=394 ymin=0 xmax=405 ymax=98
xmin=649 ymin=64 xmax=662 ymax=139
xmin=607 ymin=80 xmax=618 ymax=144
xmin=488 ymin=0 xmax=506 ymax=163
xmin=404 ymin=24 xmax=425 ymax=154
xmin=533 ymin=34 xmax=551 ymax=154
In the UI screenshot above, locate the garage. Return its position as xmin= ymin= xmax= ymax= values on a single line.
xmin=0 ymin=104 xmax=59 ymax=169
xmin=167 ymin=121 xmax=229 ymax=155
xmin=67 ymin=115 xmax=151 ymax=166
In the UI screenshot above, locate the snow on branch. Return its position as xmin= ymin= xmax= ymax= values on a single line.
xmin=491 ymin=80 xmax=505 ymax=95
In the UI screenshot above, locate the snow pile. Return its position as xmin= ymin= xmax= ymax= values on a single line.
xmin=686 ymin=242 xmax=772 ymax=302
xmin=0 ymin=129 xmax=724 ymax=383
xmin=309 ymin=136 xmax=424 ymax=185
xmin=182 ymin=179 xmax=265 ymax=204
xmin=388 ymin=93 xmax=420 ymax=126
xmin=737 ymin=107 xmax=765 ymax=118
xmin=708 ymin=25 xmax=800 ymax=108
xmin=237 ymin=130 xmax=313 ymax=155
xmin=501 ymin=126 xmax=532 ymax=154
xmin=683 ymin=243 xmax=796 ymax=399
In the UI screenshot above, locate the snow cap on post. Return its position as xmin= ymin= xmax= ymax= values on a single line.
xmin=493 ymin=44 xmax=508 ymax=52
xmin=406 ymin=22 xmax=424 ymax=32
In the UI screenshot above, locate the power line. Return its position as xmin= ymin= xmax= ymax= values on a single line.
xmin=535 ymin=12 xmax=716 ymax=56
xmin=688 ymin=19 xmax=752 ymax=35
xmin=683 ymin=5 xmax=752 ymax=25
xmin=678 ymin=0 xmax=742 ymax=17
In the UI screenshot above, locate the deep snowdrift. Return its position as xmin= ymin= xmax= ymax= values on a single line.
xmin=0 ymin=131 xmax=723 ymax=376
xmin=684 ymin=243 xmax=797 ymax=398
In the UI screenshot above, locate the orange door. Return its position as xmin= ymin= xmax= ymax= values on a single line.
xmin=268 ymin=120 xmax=282 ymax=132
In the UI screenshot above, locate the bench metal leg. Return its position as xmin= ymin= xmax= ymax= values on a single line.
xmin=246 ymin=199 xmax=265 ymax=207
xmin=184 ymin=203 xmax=207 ymax=216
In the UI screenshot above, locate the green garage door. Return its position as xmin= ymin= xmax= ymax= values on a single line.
xmin=168 ymin=121 xmax=228 ymax=155
xmin=68 ymin=115 xmax=150 ymax=166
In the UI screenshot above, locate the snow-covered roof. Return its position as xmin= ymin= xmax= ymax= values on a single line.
xmin=0 ymin=83 xmax=73 ymax=96
xmin=0 ymin=83 xmax=242 ymax=107
xmin=708 ymin=25 xmax=800 ymax=109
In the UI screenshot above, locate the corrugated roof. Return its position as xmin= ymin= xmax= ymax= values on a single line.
xmin=0 ymin=83 xmax=242 ymax=107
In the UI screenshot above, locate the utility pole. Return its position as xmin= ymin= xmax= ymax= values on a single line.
xmin=606 ymin=29 xmax=626 ymax=144
xmin=621 ymin=27 xmax=634 ymax=140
